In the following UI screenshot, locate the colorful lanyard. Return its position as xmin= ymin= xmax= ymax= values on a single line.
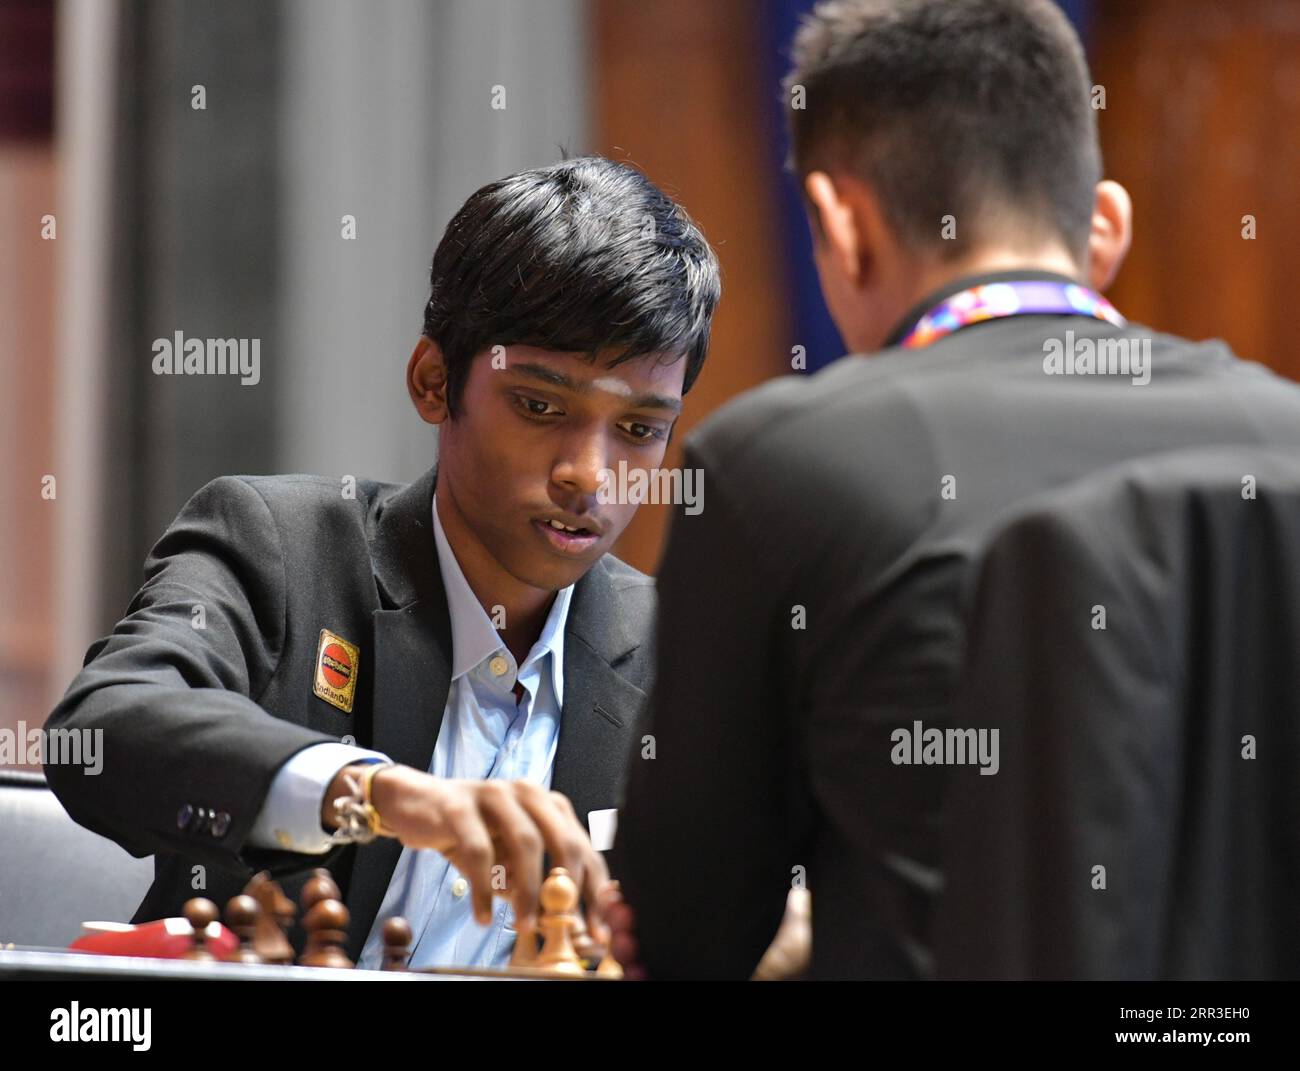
xmin=899 ymin=280 xmax=1126 ymax=350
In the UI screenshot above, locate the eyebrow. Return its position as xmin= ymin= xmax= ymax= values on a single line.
xmin=509 ymin=361 xmax=683 ymax=413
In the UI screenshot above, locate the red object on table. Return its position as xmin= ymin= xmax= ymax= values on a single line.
xmin=68 ymin=917 xmax=239 ymax=959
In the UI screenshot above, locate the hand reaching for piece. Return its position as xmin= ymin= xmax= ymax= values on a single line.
xmin=326 ymin=763 xmax=609 ymax=942
xmin=597 ymin=879 xmax=647 ymax=980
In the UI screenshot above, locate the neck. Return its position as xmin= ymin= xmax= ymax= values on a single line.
xmin=903 ymin=245 xmax=1081 ymax=314
xmin=435 ymin=490 xmax=553 ymax=665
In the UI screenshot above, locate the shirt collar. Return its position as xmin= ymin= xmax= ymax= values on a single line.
xmin=431 ymin=492 xmax=574 ymax=701
xmin=882 ymin=268 xmax=1083 ymax=350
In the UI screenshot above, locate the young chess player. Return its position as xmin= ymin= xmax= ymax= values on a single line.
xmin=45 ymin=156 xmax=720 ymax=969
xmin=608 ymin=0 xmax=1300 ymax=978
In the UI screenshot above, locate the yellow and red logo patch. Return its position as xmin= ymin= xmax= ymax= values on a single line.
xmin=313 ymin=629 xmax=359 ymax=713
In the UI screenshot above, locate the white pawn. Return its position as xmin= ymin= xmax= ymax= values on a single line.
xmin=535 ymin=868 xmax=585 ymax=976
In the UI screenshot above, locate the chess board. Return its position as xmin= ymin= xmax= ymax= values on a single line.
xmin=22 ymin=865 xmax=623 ymax=981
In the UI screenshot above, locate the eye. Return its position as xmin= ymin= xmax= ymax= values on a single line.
xmin=513 ymin=394 xmax=562 ymax=419
xmin=620 ymin=420 xmax=667 ymax=443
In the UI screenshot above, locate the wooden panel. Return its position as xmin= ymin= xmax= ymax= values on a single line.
xmin=1094 ymin=0 xmax=1300 ymax=382
xmin=0 ymin=144 xmax=57 ymax=748
xmin=0 ymin=1 xmax=57 ymax=753
xmin=591 ymin=0 xmax=791 ymax=573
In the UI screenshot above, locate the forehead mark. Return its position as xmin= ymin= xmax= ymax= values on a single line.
xmin=590 ymin=376 xmax=634 ymax=398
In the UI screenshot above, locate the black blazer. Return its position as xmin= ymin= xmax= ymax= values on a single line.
xmin=616 ymin=271 xmax=1300 ymax=979
xmin=44 ymin=465 xmax=655 ymax=961
xmin=936 ymin=446 xmax=1300 ymax=979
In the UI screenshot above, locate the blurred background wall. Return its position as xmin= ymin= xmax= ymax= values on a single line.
xmin=0 ymin=0 xmax=58 ymax=744
xmin=2 ymin=0 xmax=1299 ymax=758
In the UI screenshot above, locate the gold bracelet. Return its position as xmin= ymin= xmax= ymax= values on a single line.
xmin=328 ymin=761 xmax=398 ymax=844
xmin=361 ymin=761 xmax=398 ymax=837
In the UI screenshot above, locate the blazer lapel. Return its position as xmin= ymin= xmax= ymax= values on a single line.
xmin=552 ymin=559 xmax=647 ymax=833
xmin=344 ymin=464 xmax=453 ymax=960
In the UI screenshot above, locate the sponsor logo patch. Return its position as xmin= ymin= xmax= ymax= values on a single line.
xmin=313 ymin=629 xmax=359 ymax=713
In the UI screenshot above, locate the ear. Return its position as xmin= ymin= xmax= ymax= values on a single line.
xmin=804 ymin=170 xmax=866 ymax=286
xmin=407 ymin=336 xmax=451 ymax=425
xmin=1085 ymin=180 xmax=1132 ymax=291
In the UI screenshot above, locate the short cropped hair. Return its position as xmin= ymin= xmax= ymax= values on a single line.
xmin=784 ymin=0 xmax=1101 ymax=263
xmin=423 ymin=157 xmax=721 ymax=417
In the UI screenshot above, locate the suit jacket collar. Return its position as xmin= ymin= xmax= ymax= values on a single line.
xmin=370 ymin=465 xmax=440 ymax=612
xmin=344 ymin=464 xmax=644 ymax=960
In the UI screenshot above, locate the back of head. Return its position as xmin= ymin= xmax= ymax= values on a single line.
xmin=784 ymin=0 xmax=1101 ymax=265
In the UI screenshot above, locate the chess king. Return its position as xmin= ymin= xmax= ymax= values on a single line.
xmin=44 ymin=156 xmax=721 ymax=970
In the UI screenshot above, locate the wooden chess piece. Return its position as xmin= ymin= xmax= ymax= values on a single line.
xmin=299 ymin=898 xmax=354 ymax=969
xmin=381 ymin=917 xmax=412 ymax=971
xmin=313 ymin=867 xmax=341 ymax=894
xmin=508 ymin=918 xmax=540 ymax=969
xmin=181 ymin=898 xmax=220 ymax=961
xmin=535 ymin=868 xmax=585 ymax=976
xmin=595 ymin=952 xmax=625 ymax=980
xmin=244 ymin=871 xmax=296 ymax=965
xmin=300 ymin=868 xmax=341 ymax=914
xmin=568 ymin=901 xmax=623 ymax=979
xmin=570 ymin=911 xmax=600 ymax=964
xmin=222 ymin=895 xmax=265 ymax=964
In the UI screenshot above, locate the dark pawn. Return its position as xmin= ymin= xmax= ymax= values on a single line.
xmin=381 ymin=917 xmax=412 ymax=971
xmin=300 ymin=897 xmax=354 ymax=969
xmin=223 ymin=894 xmax=265 ymax=964
xmin=300 ymin=868 xmax=341 ymax=914
xmin=181 ymin=898 xmax=219 ymax=961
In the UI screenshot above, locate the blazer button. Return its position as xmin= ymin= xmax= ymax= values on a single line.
xmin=211 ymin=811 xmax=231 ymax=838
xmin=176 ymin=804 xmax=194 ymax=831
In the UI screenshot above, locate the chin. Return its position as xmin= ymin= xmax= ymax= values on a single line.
xmin=530 ymin=551 xmax=604 ymax=591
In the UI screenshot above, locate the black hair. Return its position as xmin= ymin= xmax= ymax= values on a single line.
xmin=783 ymin=0 xmax=1101 ymax=263
xmin=423 ymin=156 xmax=721 ymax=417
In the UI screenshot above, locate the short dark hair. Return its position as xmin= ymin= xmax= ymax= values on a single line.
xmin=783 ymin=0 xmax=1101 ymax=263
xmin=423 ymin=156 xmax=721 ymax=417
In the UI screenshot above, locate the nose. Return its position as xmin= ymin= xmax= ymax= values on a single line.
xmin=550 ymin=425 xmax=610 ymax=498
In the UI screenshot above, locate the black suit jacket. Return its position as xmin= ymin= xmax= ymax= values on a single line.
xmin=45 ymin=465 xmax=655 ymax=961
xmin=936 ymin=446 xmax=1300 ymax=979
xmin=615 ymin=269 xmax=1300 ymax=979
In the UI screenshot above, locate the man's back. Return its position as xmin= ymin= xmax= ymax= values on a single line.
xmin=618 ymin=305 xmax=1300 ymax=978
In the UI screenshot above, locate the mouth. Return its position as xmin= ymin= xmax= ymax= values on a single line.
xmin=531 ymin=516 xmax=602 ymax=556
